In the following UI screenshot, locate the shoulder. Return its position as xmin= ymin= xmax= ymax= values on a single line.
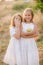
xmin=32 ymin=22 xmax=37 ymax=25
xmin=32 ymin=22 xmax=37 ymax=27
xmin=32 ymin=22 xmax=38 ymax=30
xmin=9 ymin=26 xmax=15 ymax=32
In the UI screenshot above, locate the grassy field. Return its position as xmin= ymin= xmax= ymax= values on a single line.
xmin=0 ymin=1 xmax=43 ymax=65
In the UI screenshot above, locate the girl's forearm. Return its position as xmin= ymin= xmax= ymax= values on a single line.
xmin=26 ymin=33 xmax=38 ymax=38
xmin=21 ymin=30 xmax=36 ymax=36
xmin=21 ymin=33 xmax=38 ymax=38
xmin=16 ymin=25 xmax=21 ymax=36
xmin=13 ymin=27 xmax=21 ymax=39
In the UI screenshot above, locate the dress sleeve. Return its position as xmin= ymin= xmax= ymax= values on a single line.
xmin=9 ymin=26 xmax=16 ymax=37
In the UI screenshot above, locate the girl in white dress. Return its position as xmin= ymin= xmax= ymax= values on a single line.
xmin=3 ymin=13 xmax=22 ymax=65
xmin=20 ymin=8 xmax=39 ymax=65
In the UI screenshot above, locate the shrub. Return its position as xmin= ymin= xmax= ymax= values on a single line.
xmin=35 ymin=3 xmax=43 ymax=13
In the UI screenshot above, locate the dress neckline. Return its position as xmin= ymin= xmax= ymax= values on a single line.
xmin=23 ymin=22 xmax=33 ymax=25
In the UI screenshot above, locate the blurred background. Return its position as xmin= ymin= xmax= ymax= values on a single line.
xmin=0 ymin=0 xmax=43 ymax=65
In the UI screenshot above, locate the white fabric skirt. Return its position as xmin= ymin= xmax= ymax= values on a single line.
xmin=3 ymin=37 xmax=39 ymax=65
xmin=3 ymin=37 xmax=21 ymax=65
xmin=20 ymin=38 xmax=39 ymax=65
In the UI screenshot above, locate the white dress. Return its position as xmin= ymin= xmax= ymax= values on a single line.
xmin=20 ymin=22 xmax=39 ymax=65
xmin=3 ymin=23 xmax=39 ymax=65
xmin=3 ymin=26 xmax=21 ymax=65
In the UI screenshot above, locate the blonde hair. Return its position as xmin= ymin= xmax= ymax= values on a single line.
xmin=23 ymin=8 xmax=34 ymax=22
xmin=10 ymin=13 xmax=22 ymax=27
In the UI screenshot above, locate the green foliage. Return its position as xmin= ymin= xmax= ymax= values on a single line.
xmin=12 ymin=3 xmax=32 ymax=11
xmin=40 ymin=0 xmax=43 ymax=2
xmin=12 ymin=2 xmax=43 ymax=12
xmin=35 ymin=3 xmax=43 ymax=12
xmin=34 ymin=0 xmax=43 ymax=12
xmin=35 ymin=0 xmax=43 ymax=3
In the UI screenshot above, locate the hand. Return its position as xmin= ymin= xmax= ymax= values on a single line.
xmin=14 ymin=33 xmax=20 ymax=39
xmin=15 ymin=18 xmax=21 ymax=27
xmin=15 ymin=36 xmax=20 ymax=39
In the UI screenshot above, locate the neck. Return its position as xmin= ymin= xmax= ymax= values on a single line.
xmin=26 ymin=21 xmax=31 ymax=23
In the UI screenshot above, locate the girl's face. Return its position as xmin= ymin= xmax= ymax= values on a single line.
xmin=24 ymin=11 xmax=32 ymax=23
xmin=14 ymin=15 xmax=21 ymax=25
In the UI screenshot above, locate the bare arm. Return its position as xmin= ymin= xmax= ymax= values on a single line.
xmin=13 ymin=28 xmax=20 ymax=39
xmin=21 ymin=23 xmax=38 ymax=38
xmin=14 ymin=24 xmax=21 ymax=39
xmin=10 ymin=23 xmax=21 ymax=39
xmin=21 ymin=32 xmax=39 ymax=38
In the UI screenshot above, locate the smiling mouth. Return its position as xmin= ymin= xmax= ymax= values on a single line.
xmin=26 ymin=18 xmax=30 ymax=20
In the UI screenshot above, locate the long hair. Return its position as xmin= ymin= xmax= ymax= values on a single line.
xmin=10 ymin=13 xmax=22 ymax=27
xmin=23 ymin=8 xmax=34 ymax=22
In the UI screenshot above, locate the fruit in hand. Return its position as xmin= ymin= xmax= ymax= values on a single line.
xmin=26 ymin=28 xmax=32 ymax=32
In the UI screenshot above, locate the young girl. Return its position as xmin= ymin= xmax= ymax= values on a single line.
xmin=3 ymin=13 xmax=22 ymax=65
xmin=20 ymin=8 xmax=39 ymax=65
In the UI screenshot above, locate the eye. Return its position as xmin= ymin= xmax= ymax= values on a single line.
xmin=28 ymin=15 xmax=30 ymax=16
xmin=25 ymin=15 xmax=27 ymax=16
xmin=16 ymin=18 xmax=18 ymax=19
